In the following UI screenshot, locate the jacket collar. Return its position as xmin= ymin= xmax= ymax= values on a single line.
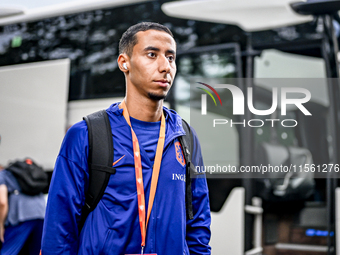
xmin=108 ymin=102 xmax=186 ymax=140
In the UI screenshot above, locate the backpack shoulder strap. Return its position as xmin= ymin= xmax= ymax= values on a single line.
xmin=178 ymin=119 xmax=196 ymax=220
xmin=79 ymin=110 xmax=115 ymax=232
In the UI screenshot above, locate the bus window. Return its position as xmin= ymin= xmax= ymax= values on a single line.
xmin=252 ymin=49 xmax=330 ymax=209
xmin=255 ymin=49 xmax=327 ymax=78
xmin=174 ymin=44 xmax=242 ymax=211
xmin=0 ymin=1 xmax=245 ymax=103
xmin=254 ymin=49 xmax=330 ymax=173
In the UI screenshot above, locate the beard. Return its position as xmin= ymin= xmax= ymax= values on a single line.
xmin=148 ymin=92 xmax=167 ymax=101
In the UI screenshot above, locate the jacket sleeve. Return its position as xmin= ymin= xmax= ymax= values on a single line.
xmin=186 ymin=127 xmax=211 ymax=255
xmin=41 ymin=121 xmax=89 ymax=254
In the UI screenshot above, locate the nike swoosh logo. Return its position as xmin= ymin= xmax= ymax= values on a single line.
xmin=112 ymin=155 xmax=125 ymax=167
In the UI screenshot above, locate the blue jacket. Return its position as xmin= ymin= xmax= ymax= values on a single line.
xmin=41 ymin=103 xmax=211 ymax=254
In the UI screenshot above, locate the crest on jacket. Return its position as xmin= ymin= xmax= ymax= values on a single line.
xmin=175 ymin=141 xmax=186 ymax=166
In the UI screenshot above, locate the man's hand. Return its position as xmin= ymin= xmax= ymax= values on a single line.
xmin=0 ymin=184 xmax=8 ymax=243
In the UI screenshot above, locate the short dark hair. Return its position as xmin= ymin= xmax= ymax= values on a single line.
xmin=119 ymin=22 xmax=174 ymax=56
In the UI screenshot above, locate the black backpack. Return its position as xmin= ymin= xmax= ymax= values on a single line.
xmin=7 ymin=158 xmax=48 ymax=196
xmin=79 ymin=110 xmax=196 ymax=231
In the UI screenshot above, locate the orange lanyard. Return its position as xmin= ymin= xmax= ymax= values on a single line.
xmin=121 ymin=101 xmax=165 ymax=253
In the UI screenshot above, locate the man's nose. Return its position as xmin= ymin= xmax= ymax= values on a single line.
xmin=158 ymin=55 xmax=171 ymax=73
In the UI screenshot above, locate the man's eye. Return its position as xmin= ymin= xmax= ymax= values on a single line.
xmin=168 ymin=56 xmax=175 ymax=61
xmin=148 ymin=52 xmax=156 ymax=57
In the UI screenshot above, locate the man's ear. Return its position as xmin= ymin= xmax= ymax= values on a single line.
xmin=117 ymin=54 xmax=129 ymax=73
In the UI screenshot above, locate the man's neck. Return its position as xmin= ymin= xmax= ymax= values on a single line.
xmin=123 ymin=96 xmax=163 ymax=122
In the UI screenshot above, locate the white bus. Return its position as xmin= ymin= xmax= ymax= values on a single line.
xmin=1 ymin=0 xmax=340 ymax=254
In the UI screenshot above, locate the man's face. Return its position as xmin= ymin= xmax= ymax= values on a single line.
xmin=127 ymin=29 xmax=176 ymax=101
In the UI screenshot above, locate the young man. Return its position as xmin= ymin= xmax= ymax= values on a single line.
xmin=41 ymin=22 xmax=211 ymax=254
